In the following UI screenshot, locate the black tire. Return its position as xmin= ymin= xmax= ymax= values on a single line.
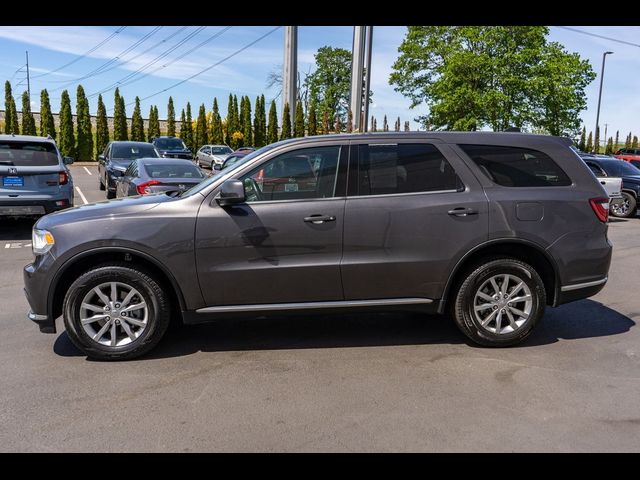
xmin=106 ymin=187 xmax=115 ymax=199
xmin=452 ymin=257 xmax=546 ymax=347
xmin=62 ymin=263 xmax=171 ymax=360
xmin=98 ymin=175 xmax=105 ymax=191
xmin=610 ymin=192 xmax=637 ymax=218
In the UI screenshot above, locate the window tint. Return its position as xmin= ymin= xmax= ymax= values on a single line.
xmin=356 ymin=143 xmax=461 ymax=196
xmin=460 ymin=144 xmax=571 ymax=187
xmin=586 ymin=162 xmax=605 ymax=177
xmin=630 ymin=160 xmax=640 ymax=171
xmin=143 ymin=163 xmax=205 ymax=179
xmin=154 ymin=138 xmax=186 ymax=150
xmin=240 ymin=146 xmax=341 ymax=202
xmin=111 ymin=144 xmax=159 ymax=159
xmin=124 ymin=162 xmax=137 ymax=177
xmin=0 ymin=141 xmax=59 ymax=166
xmin=211 ymin=146 xmax=233 ymax=155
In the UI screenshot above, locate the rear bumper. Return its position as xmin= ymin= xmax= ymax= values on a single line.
xmin=556 ymin=277 xmax=608 ymax=306
xmin=0 ymin=197 xmax=72 ymax=215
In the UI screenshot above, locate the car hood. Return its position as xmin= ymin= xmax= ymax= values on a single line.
xmin=623 ymin=175 xmax=640 ymax=183
xmin=36 ymin=193 xmax=171 ymax=229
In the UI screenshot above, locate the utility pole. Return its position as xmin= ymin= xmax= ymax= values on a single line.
xmin=595 ymin=51 xmax=613 ymax=154
xmin=282 ymin=26 xmax=297 ymax=127
xmin=25 ymin=50 xmax=31 ymax=100
xmin=349 ymin=26 xmax=366 ymax=132
xmin=362 ymin=26 xmax=373 ymax=132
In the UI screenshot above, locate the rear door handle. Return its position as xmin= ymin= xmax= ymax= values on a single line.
xmin=447 ymin=207 xmax=478 ymax=217
xmin=304 ymin=215 xmax=336 ymax=224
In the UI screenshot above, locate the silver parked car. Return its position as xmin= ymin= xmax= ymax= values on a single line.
xmin=195 ymin=144 xmax=233 ymax=169
xmin=0 ymin=135 xmax=74 ymax=216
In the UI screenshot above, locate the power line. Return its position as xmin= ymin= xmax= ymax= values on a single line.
xmin=556 ymin=26 xmax=640 ymax=49
xmin=93 ymin=26 xmax=232 ymax=99
xmin=31 ymin=26 xmax=127 ymax=79
xmin=47 ymin=26 xmax=163 ymax=88
xmin=121 ymin=26 xmax=281 ymax=108
xmin=89 ymin=26 xmax=208 ymax=99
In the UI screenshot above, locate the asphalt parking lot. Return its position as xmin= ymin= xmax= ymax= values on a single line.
xmin=0 ymin=164 xmax=639 ymax=452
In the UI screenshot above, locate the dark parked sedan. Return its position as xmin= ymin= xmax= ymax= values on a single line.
xmin=98 ymin=141 xmax=161 ymax=199
xmin=581 ymin=156 xmax=640 ymax=218
xmin=115 ymin=158 xmax=207 ymax=198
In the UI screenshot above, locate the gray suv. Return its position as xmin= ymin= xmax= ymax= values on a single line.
xmin=23 ymin=132 xmax=612 ymax=360
xmin=0 ymin=135 xmax=74 ymax=216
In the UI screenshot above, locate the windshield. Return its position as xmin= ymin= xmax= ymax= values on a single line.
xmin=181 ymin=144 xmax=277 ymax=198
xmin=112 ymin=144 xmax=159 ymax=160
xmin=154 ymin=138 xmax=187 ymax=150
xmin=223 ymin=154 xmax=248 ymax=170
xmin=143 ymin=163 xmax=205 ymax=179
xmin=600 ymin=160 xmax=640 ymax=177
xmin=0 ymin=141 xmax=59 ymax=166
xmin=211 ymin=146 xmax=233 ymax=155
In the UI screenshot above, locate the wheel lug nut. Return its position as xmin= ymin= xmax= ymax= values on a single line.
xmin=121 ymin=312 xmax=127 ymax=317
xmin=508 ymin=303 xmax=512 ymax=307
xmin=493 ymin=306 xmax=498 ymax=310
xmin=105 ymin=307 xmax=110 ymax=311
xmin=115 ymin=303 xmax=121 ymax=308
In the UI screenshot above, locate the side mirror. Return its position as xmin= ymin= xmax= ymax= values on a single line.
xmin=215 ymin=179 xmax=245 ymax=206
xmin=214 ymin=163 xmax=222 ymax=171
xmin=98 ymin=155 xmax=105 ymax=162
xmin=63 ymin=156 xmax=74 ymax=165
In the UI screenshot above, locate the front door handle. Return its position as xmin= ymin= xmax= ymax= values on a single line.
xmin=304 ymin=215 xmax=336 ymax=224
xmin=448 ymin=207 xmax=478 ymax=217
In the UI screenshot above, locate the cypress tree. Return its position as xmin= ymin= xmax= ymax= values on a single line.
xmin=308 ymin=102 xmax=317 ymax=136
xmin=370 ymin=116 xmax=375 ymax=133
xmin=179 ymin=109 xmax=186 ymax=141
xmin=39 ymin=89 xmax=55 ymax=138
xmin=372 ymin=117 xmax=377 ymax=132
xmin=154 ymin=106 xmax=161 ymax=137
xmin=147 ymin=105 xmax=159 ymax=141
xmin=4 ymin=81 xmax=15 ymax=134
xmin=233 ymin=95 xmax=240 ymax=135
xmin=21 ymin=92 xmax=36 ymax=135
xmin=605 ymin=137 xmax=614 ymax=155
xmin=294 ymin=99 xmax=305 ymax=137
xmin=404 ymin=121 xmax=410 ymax=132
xmin=225 ymin=94 xmax=234 ymax=145
xmin=578 ymin=126 xmax=586 ymax=151
xmin=633 ymin=136 xmax=639 ymax=149
xmin=253 ymin=96 xmax=263 ymax=147
xmin=184 ymin=103 xmax=194 ymax=152
xmin=267 ymin=100 xmax=278 ymax=144
xmin=346 ymin=109 xmax=353 ymax=133
xmin=58 ymin=90 xmax=75 ymax=157
xmin=259 ymin=94 xmax=267 ymax=145
xmin=625 ymin=132 xmax=632 ymax=149
xmin=334 ymin=113 xmax=342 ymax=133
xmin=75 ymin=85 xmax=93 ymax=161
xmin=242 ymin=96 xmax=253 ymax=146
xmin=594 ymin=126 xmax=600 ymax=153
xmin=131 ymin=97 xmax=144 ymax=141
xmin=280 ymin=103 xmax=292 ymax=140
xmin=322 ymin=111 xmax=330 ymax=134
xmin=167 ymin=96 xmax=176 ymax=137
xmin=615 ymin=130 xmax=620 ymax=151
xmin=95 ymin=94 xmax=109 ymax=159
xmin=211 ymin=98 xmax=223 ymax=144
xmin=586 ymin=131 xmax=593 ymax=153
xmin=113 ymin=88 xmax=123 ymax=141
xmin=195 ymin=103 xmax=208 ymax=149
xmin=383 ymin=115 xmax=389 ymax=132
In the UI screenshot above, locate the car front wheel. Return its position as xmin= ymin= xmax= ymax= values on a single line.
xmin=452 ymin=258 xmax=546 ymax=347
xmin=62 ymin=263 xmax=171 ymax=360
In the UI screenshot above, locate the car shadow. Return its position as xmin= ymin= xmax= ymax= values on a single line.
xmin=53 ymin=299 xmax=635 ymax=360
xmin=0 ymin=217 xmax=36 ymax=241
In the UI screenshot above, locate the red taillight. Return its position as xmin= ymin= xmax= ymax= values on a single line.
xmin=136 ymin=180 xmax=161 ymax=195
xmin=589 ymin=197 xmax=609 ymax=223
xmin=58 ymin=171 xmax=68 ymax=185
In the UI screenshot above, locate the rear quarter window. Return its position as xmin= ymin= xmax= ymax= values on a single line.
xmin=0 ymin=141 xmax=59 ymax=166
xmin=459 ymin=144 xmax=572 ymax=187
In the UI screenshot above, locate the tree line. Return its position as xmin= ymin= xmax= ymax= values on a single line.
xmin=576 ymin=126 xmax=638 ymax=155
xmin=2 ymin=80 xmax=408 ymax=161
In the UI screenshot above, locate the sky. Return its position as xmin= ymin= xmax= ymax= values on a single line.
xmin=0 ymin=25 xmax=637 ymax=141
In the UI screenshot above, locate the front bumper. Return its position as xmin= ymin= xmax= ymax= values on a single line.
xmin=24 ymin=258 xmax=57 ymax=333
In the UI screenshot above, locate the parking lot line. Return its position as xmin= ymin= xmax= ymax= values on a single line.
xmin=75 ymin=186 xmax=89 ymax=205
xmin=83 ymin=167 xmax=93 ymax=176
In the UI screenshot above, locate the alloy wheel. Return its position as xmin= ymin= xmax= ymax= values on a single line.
xmin=472 ymin=273 xmax=533 ymax=334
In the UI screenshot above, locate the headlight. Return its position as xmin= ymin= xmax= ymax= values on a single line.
xmin=32 ymin=229 xmax=55 ymax=255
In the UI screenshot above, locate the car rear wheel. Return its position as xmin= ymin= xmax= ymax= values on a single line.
xmin=62 ymin=263 xmax=171 ymax=360
xmin=452 ymin=258 xmax=546 ymax=347
xmin=610 ymin=192 xmax=637 ymax=218
xmin=98 ymin=176 xmax=105 ymax=191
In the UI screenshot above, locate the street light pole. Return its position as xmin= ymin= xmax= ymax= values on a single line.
xmin=594 ymin=51 xmax=613 ymax=153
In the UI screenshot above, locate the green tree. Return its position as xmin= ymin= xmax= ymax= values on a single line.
xmin=594 ymin=126 xmax=600 ymax=154
xmin=39 ymin=89 xmax=56 ymax=138
xmin=304 ymin=46 xmax=366 ymax=127
xmin=131 ymin=97 xmax=145 ymax=141
xmin=75 ymin=85 xmax=93 ymax=160
xmin=21 ymin=91 xmax=36 ymax=135
xmin=253 ymin=96 xmax=263 ymax=147
xmin=95 ymin=94 xmax=109 ymax=159
xmin=225 ymin=94 xmax=234 ymax=146
xmin=58 ymin=90 xmax=75 ymax=157
xmin=625 ymin=132 xmax=632 ymax=149
xmin=308 ymin=101 xmax=317 ymax=136
xmin=195 ymin=103 xmax=208 ymax=149
xmin=183 ymin=103 xmax=194 ymax=152
xmin=242 ymin=96 xmax=253 ymax=146
xmin=166 ymin=96 xmax=176 ymax=137
xmin=113 ymin=88 xmax=128 ymax=141
xmin=322 ymin=111 xmax=331 ymax=134
xmin=586 ymin=130 xmax=593 ymax=153
xmin=578 ymin=126 xmax=586 ymax=151
xmin=346 ymin=109 xmax=353 ymax=133
xmin=390 ymin=26 xmax=594 ymax=134
xmin=605 ymin=137 xmax=614 ymax=155
xmin=633 ymin=136 xmax=639 ymax=149
xmin=267 ymin=100 xmax=279 ymax=144
xmin=210 ymin=98 xmax=223 ymax=144
xmin=147 ymin=105 xmax=160 ymax=141
xmin=404 ymin=121 xmax=410 ymax=131
xmin=179 ymin=109 xmax=186 ymax=142
xmin=615 ymin=130 xmax=620 ymax=151
xmin=258 ymin=95 xmax=267 ymax=145
xmin=4 ymin=81 xmax=18 ymax=134
xmin=294 ymin=99 xmax=305 ymax=137
xmin=383 ymin=115 xmax=389 ymax=132
xmin=280 ymin=103 xmax=292 ymax=140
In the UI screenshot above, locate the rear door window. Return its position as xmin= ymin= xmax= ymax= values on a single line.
xmin=0 ymin=141 xmax=59 ymax=166
xmin=459 ymin=144 xmax=572 ymax=187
